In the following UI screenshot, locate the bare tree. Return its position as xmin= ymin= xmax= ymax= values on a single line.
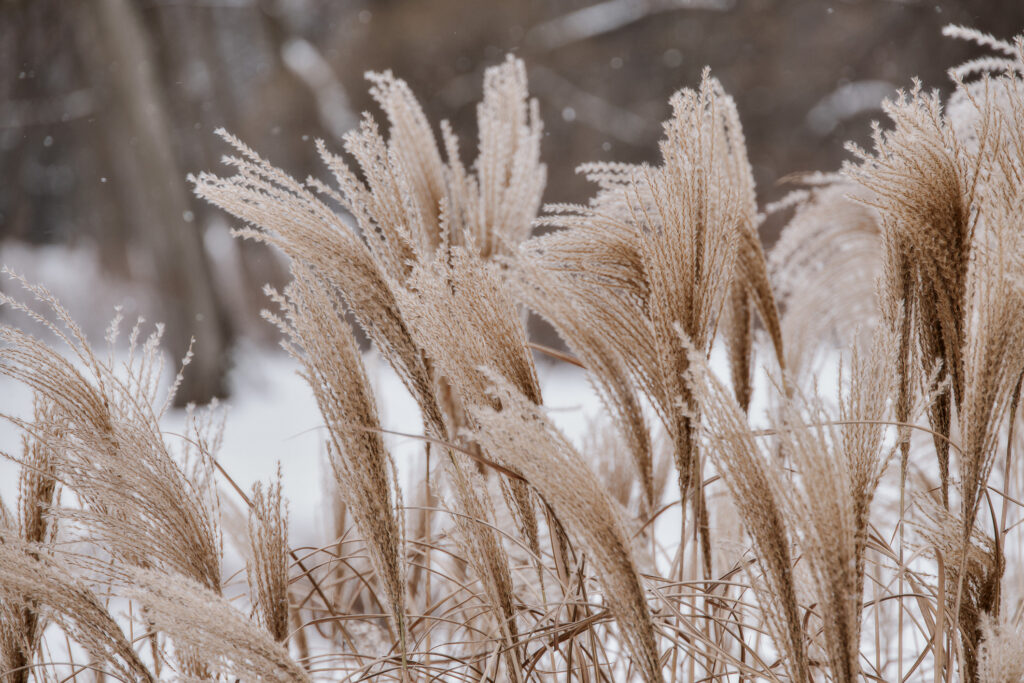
xmin=77 ymin=0 xmax=232 ymax=403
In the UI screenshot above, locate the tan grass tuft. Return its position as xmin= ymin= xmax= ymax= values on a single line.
xmin=0 ymin=273 xmax=223 ymax=593
xmin=0 ymin=400 xmax=62 ymax=683
xmin=125 ymin=568 xmax=309 ymax=682
xmin=976 ymin=614 xmax=1024 ymax=683
xmin=776 ymin=328 xmax=899 ymax=683
xmin=688 ymin=350 xmax=811 ymax=683
xmin=524 ymin=70 xmax=752 ymax=574
xmin=470 ymin=378 xmax=664 ymax=683
xmin=0 ymin=538 xmax=154 ymax=682
xmin=955 ymin=66 xmax=1024 ymax=535
xmin=247 ymin=469 xmax=291 ymax=643
xmin=265 ymin=267 xmax=408 ymax=648
xmin=769 ymin=180 xmax=883 ymax=380
xmin=694 ymin=325 xmax=898 ymax=683
xmin=916 ymin=502 xmax=1003 ymax=680
xmin=845 ymin=82 xmax=981 ymax=508
xmin=194 ymin=128 xmax=524 ymax=673
xmin=443 ymin=56 xmax=546 ymax=258
xmin=517 ymin=248 xmax=657 ymax=517
xmin=396 ymin=249 xmax=544 ymax=580
xmin=398 ymin=250 xmax=542 ymax=410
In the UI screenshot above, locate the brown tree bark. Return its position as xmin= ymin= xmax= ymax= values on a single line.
xmin=78 ymin=0 xmax=232 ymax=404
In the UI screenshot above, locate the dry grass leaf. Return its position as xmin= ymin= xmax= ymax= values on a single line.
xmin=688 ymin=350 xmax=811 ymax=683
xmin=0 ymin=273 xmax=223 ymax=593
xmin=955 ymin=59 xmax=1024 ymax=535
xmin=192 ymin=132 xmax=443 ymax=435
xmin=943 ymin=25 xmax=1024 ymax=82
xmin=845 ymin=81 xmax=982 ymax=508
xmin=0 ymin=400 xmax=62 ymax=683
xmin=915 ymin=502 xmax=1003 ymax=681
xmin=319 ymin=55 xmax=543 ymax=267
xmin=397 ymin=250 xmax=541 ymax=411
xmin=194 ymin=65 xmax=544 ymax=667
xmin=196 ymin=119 xmax=523 ymax=675
xmin=265 ymin=267 xmax=408 ymax=648
xmin=845 ymin=84 xmax=976 ymax=404
xmin=733 ymin=218 xmax=786 ymax=376
xmin=770 ymin=181 xmax=883 ymax=381
xmin=469 ymin=377 xmax=663 ymax=683
xmin=523 ymin=71 xmax=751 ymax=573
xmin=774 ymin=329 xmax=898 ymax=683
xmin=247 ymin=470 xmax=291 ymax=644
xmin=518 ymin=249 xmax=657 ymax=517
xmin=977 ymin=614 xmax=1024 ymax=683
xmin=396 ymin=248 xmax=544 ymax=570
xmin=694 ymin=325 xmax=897 ymax=683
xmin=0 ymin=538 xmax=154 ymax=682
xmin=125 ymin=568 xmax=308 ymax=682
xmin=443 ymin=56 xmax=546 ymax=258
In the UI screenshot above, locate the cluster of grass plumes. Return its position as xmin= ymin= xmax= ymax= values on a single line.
xmin=4 ymin=28 xmax=1024 ymax=682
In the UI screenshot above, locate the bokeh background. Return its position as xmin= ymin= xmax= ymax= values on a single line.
xmin=2 ymin=0 xmax=1021 ymax=403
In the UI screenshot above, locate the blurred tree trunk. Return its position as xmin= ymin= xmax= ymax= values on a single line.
xmin=77 ymin=0 xmax=232 ymax=404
